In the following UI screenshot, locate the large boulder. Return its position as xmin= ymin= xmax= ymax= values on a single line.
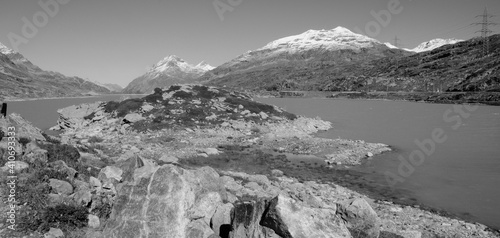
xmin=261 ymin=195 xmax=351 ymax=238
xmin=337 ymin=198 xmax=381 ymax=238
xmin=101 ymin=165 xmax=226 ymax=238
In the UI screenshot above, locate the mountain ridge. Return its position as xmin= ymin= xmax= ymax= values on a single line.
xmin=0 ymin=42 xmax=111 ymax=100
xmin=122 ymin=55 xmax=214 ymax=94
xmin=199 ymin=26 xmax=498 ymax=93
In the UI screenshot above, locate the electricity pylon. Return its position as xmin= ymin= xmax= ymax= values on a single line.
xmin=473 ymin=8 xmax=497 ymax=56
xmin=394 ymin=36 xmax=401 ymax=48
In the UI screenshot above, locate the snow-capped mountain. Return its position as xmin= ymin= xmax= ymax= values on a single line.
xmin=123 ymin=55 xmax=214 ymax=94
xmin=260 ymin=27 xmax=383 ymax=53
xmin=407 ymin=38 xmax=463 ymax=53
xmin=0 ymin=42 xmax=110 ymax=99
xmin=200 ymin=26 xmax=407 ymax=89
xmin=147 ymin=55 xmax=214 ymax=78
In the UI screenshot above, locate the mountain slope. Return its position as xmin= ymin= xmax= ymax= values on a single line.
xmin=358 ymin=35 xmax=500 ymax=92
xmin=0 ymin=42 xmax=110 ymax=100
xmin=199 ymin=26 xmax=411 ymax=90
xmin=123 ymin=56 xmax=214 ymax=94
xmin=407 ymin=38 xmax=463 ymax=53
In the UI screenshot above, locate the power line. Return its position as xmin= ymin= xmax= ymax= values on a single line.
xmin=472 ymin=8 xmax=497 ymax=56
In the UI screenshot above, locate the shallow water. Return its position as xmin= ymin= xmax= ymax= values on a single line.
xmin=258 ymin=98 xmax=500 ymax=230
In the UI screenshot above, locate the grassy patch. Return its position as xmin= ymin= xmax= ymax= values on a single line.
xmin=41 ymin=204 xmax=88 ymax=232
xmin=83 ymin=112 xmax=96 ymax=120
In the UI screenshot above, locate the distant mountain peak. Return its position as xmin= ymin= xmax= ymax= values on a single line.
xmin=123 ymin=55 xmax=213 ymax=93
xmin=148 ymin=55 xmax=213 ymax=75
xmin=0 ymin=42 xmax=14 ymax=55
xmin=196 ymin=61 xmax=215 ymax=71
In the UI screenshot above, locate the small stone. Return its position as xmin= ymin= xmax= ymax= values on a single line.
xmin=158 ymin=155 xmax=179 ymax=164
xmin=271 ymin=169 xmax=284 ymax=177
xmin=88 ymin=214 xmax=100 ymax=228
xmin=367 ymin=152 xmax=374 ymax=157
xmin=123 ymin=113 xmax=144 ymax=123
xmin=44 ymin=227 xmax=64 ymax=238
xmin=73 ymin=190 xmax=92 ymax=206
xmin=390 ymin=207 xmax=403 ymax=213
xmin=49 ymin=179 xmax=74 ymax=195
xmin=1 ymin=161 xmax=29 ymax=173
xmin=259 ymin=112 xmax=269 ymax=119
xmin=141 ymin=104 xmax=154 ymax=112
xmin=203 ymin=148 xmax=220 ymax=155
xmin=99 ymin=166 xmax=123 ymax=182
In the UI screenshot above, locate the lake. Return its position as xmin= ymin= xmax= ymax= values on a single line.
xmin=5 ymin=95 xmax=143 ymax=133
xmin=258 ymin=98 xmax=500 ymax=230
xmin=5 ymin=96 xmax=500 ymax=229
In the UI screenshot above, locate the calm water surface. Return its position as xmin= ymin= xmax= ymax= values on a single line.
xmin=258 ymin=98 xmax=500 ymax=230
xmin=6 ymin=96 xmax=500 ymax=229
xmin=6 ymin=95 xmax=143 ymax=132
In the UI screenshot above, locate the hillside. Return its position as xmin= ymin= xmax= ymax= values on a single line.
xmin=200 ymin=28 xmax=498 ymax=94
xmin=0 ymin=43 xmax=110 ymax=100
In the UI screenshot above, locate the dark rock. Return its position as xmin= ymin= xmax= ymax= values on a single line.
xmin=230 ymin=199 xmax=280 ymax=238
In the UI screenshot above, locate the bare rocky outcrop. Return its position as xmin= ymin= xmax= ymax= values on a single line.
xmin=52 ymin=102 xmax=105 ymax=130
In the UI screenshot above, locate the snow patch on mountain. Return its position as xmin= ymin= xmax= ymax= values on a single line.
xmin=409 ymin=38 xmax=463 ymax=53
xmin=384 ymin=42 xmax=399 ymax=49
xmin=0 ymin=42 xmax=14 ymax=55
xmin=148 ymin=55 xmax=214 ymax=77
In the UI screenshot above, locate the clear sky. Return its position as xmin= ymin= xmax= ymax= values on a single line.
xmin=0 ymin=0 xmax=498 ymax=87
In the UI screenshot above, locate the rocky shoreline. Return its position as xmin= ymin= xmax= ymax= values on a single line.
xmin=250 ymin=90 xmax=500 ymax=106
xmin=1 ymin=85 xmax=498 ymax=237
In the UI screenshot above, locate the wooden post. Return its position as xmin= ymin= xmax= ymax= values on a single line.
xmin=1 ymin=103 xmax=6 ymax=117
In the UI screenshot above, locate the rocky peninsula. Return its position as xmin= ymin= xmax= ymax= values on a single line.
xmin=0 ymin=85 xmax=498 ymax=238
